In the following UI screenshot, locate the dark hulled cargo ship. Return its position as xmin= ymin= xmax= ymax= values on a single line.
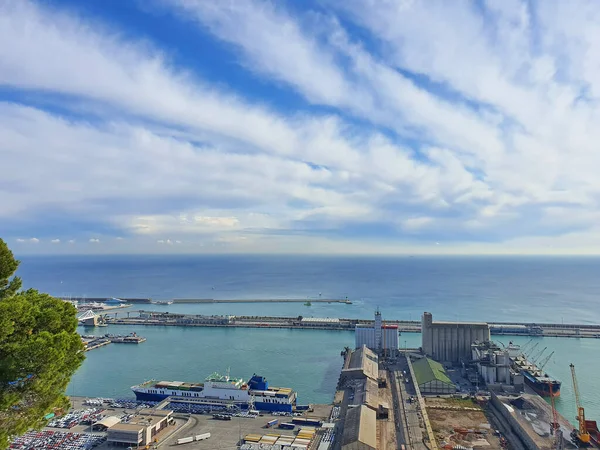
xmin=512 ymin=353 xmax=561 ymax=397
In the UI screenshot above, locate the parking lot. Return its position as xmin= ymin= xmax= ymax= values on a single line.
xmin=9 ymin=397 xmax=332 ymax=450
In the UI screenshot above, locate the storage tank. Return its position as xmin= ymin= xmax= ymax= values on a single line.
xmin=495 ymin=351 xmax=509 ymax=366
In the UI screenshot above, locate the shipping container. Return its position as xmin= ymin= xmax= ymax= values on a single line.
xmin=278 ymin=423 xmax=295 ymax=430
xmin=177 ymin=436 xmax=194 ymax=445
xmin=266 ymin=419 xmax=279 ymax=428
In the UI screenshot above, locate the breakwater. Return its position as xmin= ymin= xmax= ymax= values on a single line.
xmin=102 ymin=311 xmax=600 ymax=338
xmin=172 ymin=298 xmax=352 ymax=304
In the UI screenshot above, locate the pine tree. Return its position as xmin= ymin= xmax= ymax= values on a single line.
xmin=0 ymin=239 xmax=85 ymax=449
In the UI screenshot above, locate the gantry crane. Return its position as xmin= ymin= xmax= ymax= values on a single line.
xmin=570 ymin=363 xmax=591 ymax=445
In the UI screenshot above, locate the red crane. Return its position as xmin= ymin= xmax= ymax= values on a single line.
xmin=548 ymin=382 xmax=563 ymax=450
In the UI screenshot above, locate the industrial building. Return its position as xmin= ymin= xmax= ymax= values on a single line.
xmin=340 ymin=345 xmax=379 ymax=382
xmin=92 ymin=416 xmax=120 ymax=431
xmin=341 ymin=405 xmax=377 ymax=450
xmin=412 ymin=357 xmax=456 ymax=394
xmin=421 ymin=312 xmax=490 ymax=363
xmin=107 ymin=409 xmax=173 ymax=447
xmin=472 ymin=341 xmax=524 ymax=391
xmin=355 ymin=310 xmax=398 ymax=355
xmin=350 ymin=377 xmax=379 ymax=411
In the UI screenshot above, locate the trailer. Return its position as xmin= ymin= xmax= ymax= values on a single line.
xmin=177 ymin=436 xmax=194 ymax=445
xmin=278 ymin=422 xmax=295 ymax=430
xmin=266 ymin=419 xmax=278 ymax=428
xmin=195 ymin=433 xmax=211 ymax=441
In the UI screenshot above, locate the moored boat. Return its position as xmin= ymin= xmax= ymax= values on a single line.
xmin=131 ymin=371 xmax=297 ymax=412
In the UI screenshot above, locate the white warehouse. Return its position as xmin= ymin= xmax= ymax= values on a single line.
xmin=355 ymin=310 xmax=398 ymax=355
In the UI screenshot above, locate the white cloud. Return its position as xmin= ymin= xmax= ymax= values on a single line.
xmin=51 ymin=238 xmax=60 ymax=243
xmin=3 ymin=0 xmax=600 ymax=253
xmin=89 ymin=238 xmax=100 ymax=243
xmin=29 ymin=237 xmax=39 ymax=243
xmin=16 ymin=238 xmax=25 ymax=243
xmin=68 ymin=239 xmax=75 ymax=244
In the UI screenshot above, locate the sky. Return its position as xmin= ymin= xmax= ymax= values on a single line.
xmin=2 ymin=0 xmax=600 ymax=255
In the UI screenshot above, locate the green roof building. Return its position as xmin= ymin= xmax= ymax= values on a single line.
xmin=412 ymin=357 xmax=456 ymax=394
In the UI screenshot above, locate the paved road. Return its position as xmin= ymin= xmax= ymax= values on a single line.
xmin=389 ymin=360 xmax=428 ymax=450
xmin=389 ymin=368 xmax=408 ymax=449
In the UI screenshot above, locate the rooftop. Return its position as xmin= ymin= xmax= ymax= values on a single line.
xmin=342 ymin=405 xmax=377 ymax=449
xmin=431 ymin=320 xmax=489 ymax=327
xmin=343 ymin=345 xmax=378 ymax=380
xmin=412 ymin=357 xmax=454 ymax=386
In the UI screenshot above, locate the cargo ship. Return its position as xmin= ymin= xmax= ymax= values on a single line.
xmin=131 ymin=371 xmax=297 ymax=412
xmin=511 ymin=353 xmax=561 ymax=397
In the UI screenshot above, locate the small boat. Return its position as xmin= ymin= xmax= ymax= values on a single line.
xmin=304 ymin=301 xmax=312 ymax=306
xmin=154 ymin=300 xmax=173 ymax=305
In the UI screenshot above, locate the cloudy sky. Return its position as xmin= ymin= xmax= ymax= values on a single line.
xmin=2 ymin=0 xmax=600 ymax=255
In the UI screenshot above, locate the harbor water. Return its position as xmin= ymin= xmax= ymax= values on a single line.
xmin=16 ymin=254 xmax=600 ymax=425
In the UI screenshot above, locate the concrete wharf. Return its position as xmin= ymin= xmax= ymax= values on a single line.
xmin=63 ymin=296 xmax=352 ymax=304
xmin=103 ymin=311 xmax=600 ymax=339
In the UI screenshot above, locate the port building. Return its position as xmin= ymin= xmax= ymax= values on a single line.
xmin=421 ymin=312 xmax=490 ymax=363
xmin=412 ymin=357 xmax=456 ymax=394
xmin=472 ymin=341 xmax=524 ymax=391
xmin=355 ymin=310 xmax=398 ymax=355
xmin=341 ymin=405 xmax=377 ymax=450
xmin=340 ymin=345 xmax=379 ymax=382
xmin=107 ymin=409 xmax=173 ymax=447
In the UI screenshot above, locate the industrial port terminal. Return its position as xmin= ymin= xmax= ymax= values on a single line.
xmin=81 ymin=309 xmax=600 ymax=339
xmin=19 ymin=308 xmax=597 ymax=450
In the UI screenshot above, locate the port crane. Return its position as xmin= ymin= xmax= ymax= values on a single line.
xmin=548 ymin=381 xmax=564 ymax=450
xmin=525 ymin=342 xmax=540 ymax=358
xmin=570 ymin=363 xmax=591 ymax=445
xmin=519 ymin=338 xmax=534 ymax=354
xmin=537 ymin=351 xmax=555 ymax=371
xmin=531 ymin=346 xmax=548 ymax=364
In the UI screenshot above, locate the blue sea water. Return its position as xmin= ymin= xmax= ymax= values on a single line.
xmin=15 ymin=254 xmax=600 ymax=424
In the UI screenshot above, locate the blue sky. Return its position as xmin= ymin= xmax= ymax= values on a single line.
xmin=2 ymin=0 xmax=600 ymax=254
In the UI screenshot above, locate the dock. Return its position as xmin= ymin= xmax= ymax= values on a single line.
xmin=172 ymin=298 xmax=352 ymax=304
xmin=101 ymin=311 xmax=600 ymax=339
xmin=80 ymin=332 xmax=146 ymax=351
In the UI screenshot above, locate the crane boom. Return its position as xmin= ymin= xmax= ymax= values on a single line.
xmin=538 ymin=351 xmax=554 ymax=371
xmin=548 ymin=382 xmax=563 ymax=450
xmin=520 ymin=338 xmax=534 ymax=354
xmin=570 ymin=363 xmax=590 ymax=444
xmin=525 ymin=342 xmax=540 ymax=358
xmin=531 ymin=346 xmax=547 ymax=363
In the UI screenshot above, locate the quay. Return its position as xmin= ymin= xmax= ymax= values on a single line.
xmin=64 ymin=296 xmax=352 ymax=304
xmin=102 ymin=311 xmax=600 ymax=339
xmin=172 ymin=297 xmax=352 ymax=304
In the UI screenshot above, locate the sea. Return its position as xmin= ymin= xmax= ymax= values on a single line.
xmin=15 ymin=254 xmax=600 ymax=425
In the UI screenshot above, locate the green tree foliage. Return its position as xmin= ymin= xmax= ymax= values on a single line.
xmin=0 ymin=239 xmax=85 ymax=449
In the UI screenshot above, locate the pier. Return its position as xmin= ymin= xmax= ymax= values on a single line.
xmin=101 ymin=311 xmax=600 ymax=339
xmin=172 ymin=297 xmax=352 ymax=304
xmin=80 ymin=332 xmax=146 ymax=351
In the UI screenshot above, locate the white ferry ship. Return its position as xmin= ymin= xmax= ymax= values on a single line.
xmin=131 ymin=371 xmax=297 ymax=412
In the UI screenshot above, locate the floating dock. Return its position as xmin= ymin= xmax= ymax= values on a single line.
xmin=80 ymin=333 xmax=146 ymax=351
xmin=102 ymin=311 xmax=600 ymax=338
